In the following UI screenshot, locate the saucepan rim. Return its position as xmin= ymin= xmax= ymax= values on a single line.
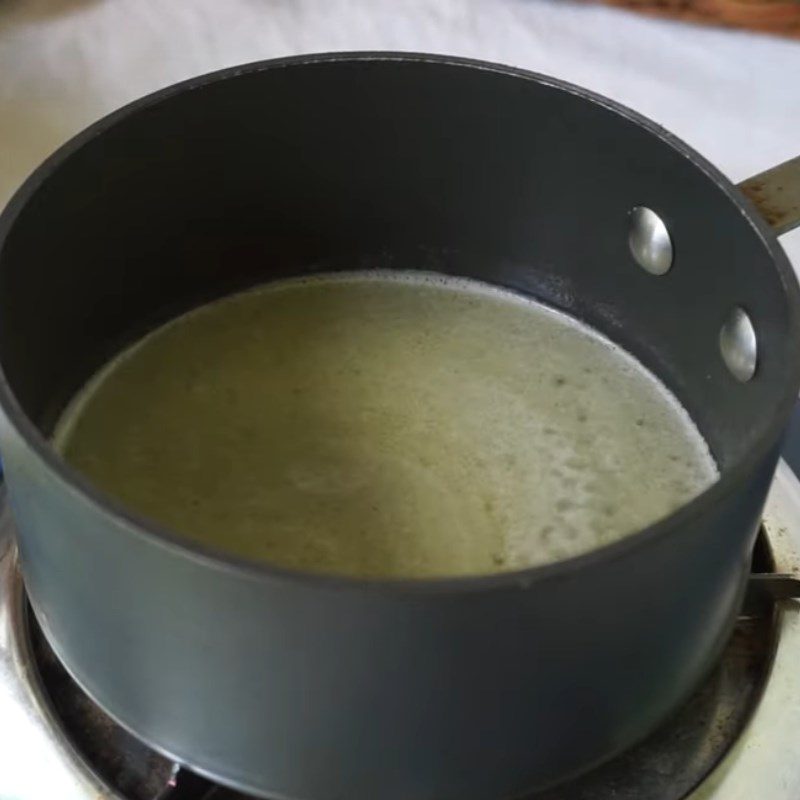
xmin=1 ymin=51 xmax=798 ymax=593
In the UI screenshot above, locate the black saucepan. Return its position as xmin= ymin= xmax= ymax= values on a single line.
xmin=0 ymin=53 xmax=798 ymax=800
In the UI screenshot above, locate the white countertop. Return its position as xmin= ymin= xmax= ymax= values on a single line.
xmin=1 ymin=0 xmax=799 ymax=265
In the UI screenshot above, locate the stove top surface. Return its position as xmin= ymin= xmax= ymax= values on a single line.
xmin=3 ymin=464 xmax=800 ymax=800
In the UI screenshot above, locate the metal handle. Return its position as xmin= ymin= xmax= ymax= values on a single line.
xmin=742 ymin=572 xmax=800 ymax=617
xmin=738 ymin=156 xmax=800 ymax=236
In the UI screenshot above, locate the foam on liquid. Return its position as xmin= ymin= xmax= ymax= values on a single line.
xmin=55 ymin=271 xmax=718 ymax=578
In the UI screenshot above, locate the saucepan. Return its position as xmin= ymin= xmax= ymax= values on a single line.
xmin=0 ymin=53 xmax=798 ymax=800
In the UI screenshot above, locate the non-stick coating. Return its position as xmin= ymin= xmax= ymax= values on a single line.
xmin=0 ymin=54 xmax=798 ymax=800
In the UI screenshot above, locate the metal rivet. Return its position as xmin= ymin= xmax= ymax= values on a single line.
xmin=720 ymin=307 xmax=757 ymax=382
xmin=628 ymin=206 xmax=673 ymax=275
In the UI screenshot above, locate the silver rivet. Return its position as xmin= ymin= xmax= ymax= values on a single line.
xmin=719 ymin=307 xmax=757 ymax=382
xmin=628 ymin=206 xmax=673 ymax=275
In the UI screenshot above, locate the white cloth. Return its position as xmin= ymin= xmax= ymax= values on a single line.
xmin=1 ymin=0 xmax=799 ymax=265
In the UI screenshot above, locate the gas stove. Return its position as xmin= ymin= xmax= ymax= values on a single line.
xmin=2 ymin=465 xmax=800 ymax=800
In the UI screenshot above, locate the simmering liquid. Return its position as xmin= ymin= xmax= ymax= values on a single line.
xmin=55 ymin=272 xmax=717 ymax=578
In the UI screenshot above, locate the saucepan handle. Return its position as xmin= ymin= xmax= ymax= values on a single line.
xmin=743 ymin=573 xmax=800 ymax=617
xmin=738 ymin=156 xmax=800 ymax=236
xmin=737 ymin=157 xmax=800 ymax=610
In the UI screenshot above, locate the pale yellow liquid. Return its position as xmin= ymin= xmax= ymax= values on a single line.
xmin=55 ymin=272 xmax=717 ymax=578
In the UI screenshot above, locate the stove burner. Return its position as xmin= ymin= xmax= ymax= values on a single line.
xmin=10 ymin=470 xmax=800 ymax=800
xmin=28 ymin=610 xmax=247 ymax=800
xmin=25 ymin=539 xmax=776 ymax=800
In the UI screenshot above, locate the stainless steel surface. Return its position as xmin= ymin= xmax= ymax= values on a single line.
xmin=719 ymin=307 xmax=758 ymax=382
xmin=739 ymin=156 xmax=800 ymax=236
xmin=628 ymin=206 xmax=673 ymax=275
xmin=3 ymin=462 xmax=800 ymax=799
